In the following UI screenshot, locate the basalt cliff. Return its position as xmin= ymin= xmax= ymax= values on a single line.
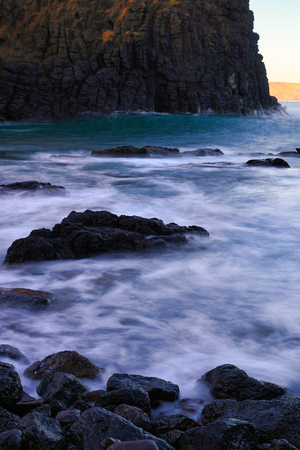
xmin=0 ymin=0 xmax=278 ymax=120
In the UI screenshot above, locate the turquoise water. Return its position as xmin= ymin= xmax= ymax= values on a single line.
xmin=0 ymin=102 xmax=300 ymax=404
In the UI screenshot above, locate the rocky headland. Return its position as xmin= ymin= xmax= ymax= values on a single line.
xmin=0 ymin=0 xmax=278 ymax=120
xmin=0 ymin=349 xmax=299 ymax=449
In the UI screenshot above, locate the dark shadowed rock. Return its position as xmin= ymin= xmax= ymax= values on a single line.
xmin=201 ymin=395 xmax=300 ymax=447
xmin=114 ymin=404 xmax=151 ymax=430
xmin=69 ymin=407 xmax=173 ymax=449
xmin=182 ymin=148 xmax=224 ymax=156
xmin=107 ymin=441 xmax=160 ymax=450
xmin=55 ymin=408 xmax=81 ymax=424
xmin=107 ymin=373 xmax=179 ymax=407
xmin=24 ymin=350 xmax=103 ymax=380
xmin=177 ymin=418 xmax=258 ymax=450
xmin=278 ymin=148 xmax=300 ymax=157
xmin=12 ymin=392 xmax=44 ymax=417
xmin=0 ymin=344 xmax=27 ymax=362
xmin=92 ymin=146 xmax=180 ymax=157
xmin=0 ymin=407 xmax=20 ymax=433
xmin=200 ymin=364 xmax=285 ymax=401
xmin=246 ymin=158 xmax=290 ymax=168
xmin=0 ymin=288 xmax=56 ymax=311
xmin=91 ymin=387 xmax=151 ymax=417
xmin=19 ymin=404 xmax=64 ymax=449
xmin=0 ymin=428 xmax=22 ymax=449
xmin=0 ymin=181 xmax=67 ymax=197
xmin=268 ymin=440 xmax=298 ymax=450
xmin=4 ymin=210 xmax=209 ymax=264
xmin=0 ymin=362 xmax=23 ymax=409
xmin=36 ymin=371 xmax=88 ymax=407
xmin=151 ymin=414 xmax=198 ymax=436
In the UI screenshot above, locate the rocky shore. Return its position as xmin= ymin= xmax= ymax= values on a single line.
xmin=0 ymin=348 xmax=298 ymax=449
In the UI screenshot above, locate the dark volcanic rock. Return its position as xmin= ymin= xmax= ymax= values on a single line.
xmin=107 ymin=441 xmax=160 ymax=450
xmin=201 ymin=395 xmax=300 ymax=447
xmin=0 ymin=0 xmax=278 ymax=120
xmin=177 ymin=418 xmax=258 ymax=450
xmin=0 ymin=344 xmax=27 ymax=362
xmin=0 ymin=288 xmax=56 ymax=310
xmin=69 ymin=407 xmax=173 ymax=450
xmin=0 ymin=181 xmax=67 ymax=196
xmin=107 ymin=373 xmax=179 ymax=407
xmin=19 ymin=404 xmax=64 ymax=449
xmin=0 ymin=407 xmax=20 ymax=433
xmin=114 ymin=404 xmax=152 ymax=430
xmin=24 ymin=350 xmax=103 ymax=380
xmin=278 ymin=148 xmax=300 ymax=157
xmin=91 ymin=387 xmax=152 ymax=417
xmin=92 ymin=146 xmax=180 ymax=157
xmin=246 ymin=158 xmax=290 ymax=168
xmin=36 ymin=371 xmax=88 ymax=407
xmin=151 ymin=414 xmax=198 ymax=436
xmin=182 ymin=148 xmax=224 ymax=156
xmin=0 ymin=362 xmax=23 ymax=410
xmin=0 ymin=428 xmax=22 ymax=449
xmin=4 ymin=210 xmax=209 ymax=264
xmin=201 ymin=364 xmax=285 ymax=401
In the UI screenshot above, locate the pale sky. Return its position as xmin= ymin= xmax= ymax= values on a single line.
xmin=250 ymin=0 xmax=300 ymax=83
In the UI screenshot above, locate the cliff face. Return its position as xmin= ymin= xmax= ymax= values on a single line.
xmin=0 ymin=0 xmax=278 ymax=120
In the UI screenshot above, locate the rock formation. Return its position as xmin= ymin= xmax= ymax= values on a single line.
xmin=0 ymin=0 xmax=278 ymax=120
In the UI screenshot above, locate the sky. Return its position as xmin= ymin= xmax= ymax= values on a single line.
xmin=250 ymin=0 xmax=300 ymax=83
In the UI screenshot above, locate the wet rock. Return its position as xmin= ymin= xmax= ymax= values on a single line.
xmin=201 ymin=395 xmax=300 ymax=447
xmin=0 ymin=288 xmax=56 ymax=310
xmin=278 ymin=148 xmax=300 ymax=157
xmin=182 ymin=148 xmax=224 ymax=156
xmin=0 ymin=181 xmax=67 ymax=196
xmin=13 ymin=392 xmax=44 ymax=417
xmin=114 ymin=404 xmax=151 ymax=430
xmin=0 ymin=428 xmax=22 ymax=449
xmin=159 ymin=430 xmax=183 ymax=447
xmin=24 ymin=350 xmax=103 ymax=380
xmin=246 ymin=158 xmax=290 ymax=168
xmin=0 ymin=362 xmax=23 ymax=410
xmin=177 ymin=418 xmax=258 ymax=450
xmin=92 ymin=146 xmax=180 ymax=157
xmin=4 ymin=210 xmax=209 ymax=264
xmin=36 ymin=371 xmax=88 ymax=407
xmin=55 ymin=408 xmax=81 ymax=424
xmin=19 ymin=404 xmax=64 ymax=449
xmin=268 ymin=439 xmax=298 ymax=450
xmin=107 ymin=374 xmax=179 ymax=408
xmin=0 ymin=344 xmax=27 ymax=362
xmin=0 ymin=407 xmax=20 ymax=433
xmin=200 ymin=364 xmax=285 ymax=401
xmin=69 ymin=407 xmax=173 ymax=449
xmin=151 ymin=414 xmax=198 ymax=436
xmin=91 ymin=387 xmax=152 ymax=417
xmin=107 ymin=440 xmax=160 ymax=450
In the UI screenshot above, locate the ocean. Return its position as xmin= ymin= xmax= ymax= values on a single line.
xmin=0 ymin=102 xmax=300 ymax=408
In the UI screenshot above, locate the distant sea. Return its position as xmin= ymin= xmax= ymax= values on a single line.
xmin=0 ymin=102 xmax=300 ymax=407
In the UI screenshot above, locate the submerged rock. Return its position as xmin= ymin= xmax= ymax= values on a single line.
xmin=24 ymin=350 xmax=103 ymax=380
xmin=182 ymin=148 xmax=224 ymax=156
xmin=92 ymin=146 xmax=180 ymax=157
xmin=201 ymin=395 xmax=300 ymax=447
xmin=200 ymin=364 xmax=285 ymax=401
xmin=0 ymin=288 xmax=56 ymax=310
xmin=0 ymin=181 xmax=67 ymax=196
xmin=4 ymin=210 xmax=209 ymax=264
xmin=278 ymin=148 xmax=300 ymax=157
xmin=246 ymin=158 xmax=290 ymax=168
xmin=107 ymin=373 xmax=180 ymax=407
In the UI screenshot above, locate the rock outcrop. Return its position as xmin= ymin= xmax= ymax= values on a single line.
xmin=0 ymin=0 xmax=278 ymax=120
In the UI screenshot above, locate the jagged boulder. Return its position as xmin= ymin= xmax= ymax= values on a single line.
xmin=0 ymin=362 xmax=23 ymax=410
xmin=246 ymin=158 xmax=290 ymax=168
xmin=4 ymin=210 xmax=209 ymax=264
xmin=0 ymin=288 xmax=56 ymax=310
xmin=92 ymin=146 xmax=180 ymax=157
xmin=0 ymin=0 xmax=278 ymax=120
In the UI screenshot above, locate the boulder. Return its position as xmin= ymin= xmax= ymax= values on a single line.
xmin=0 ymin=362 xmax=23 ymax=409
xmin=182 ymin=148 xmax=224 ymax=156
xmin=0 ymin=288 xmax=56 ymax=310
xmin=268 ymin=440 xmax=298 ymax=450
xmin=24 ymin=350 xmax=103 ymax=380
xmin=107 ymin=373 xmax=179 ymax=407
xmin=4 ymin=210 xmax=209 ymax=264
xmin=13 ymin=392 xmax=44 ymax=417
xmin=55 ymin=408 xmax=81 ymax=424
xmin=113 ymin=404 xmax=152 ymax=430
xmin=92 ymin=146 xmax=180 ymax=157
xmin=246 ymin=158 xmax=290 ymax=168
xmin=69 ymin=407 xmax=173 ymax=450
xmin=200 ymin=364 xmax=285 ymax=401
xmin=91 ymin=387 xmax=152 ymax=417
xmin=201 ymin=395 xmax=300 ymax=447
xmin=0 ymin=428 xmax=22 ymax=449
xmin=0 ymin=344 xmax=27 ymax=362
xmin=0 ymin=181 xmax=67 ymax=196
xmin=151 ymin=414 xmax=198 ymax=436
xmin=177 ymin=418 xmax=258 ymax=450
xmin=107 ymin=441 xmax=160 ymax=450
xmin=19 ymin=404 xmax=64 ymax=449
xmin=278 ymin=148 xmax=300 ymax=157
xmin=36 ymin=371 xmax=88 ymax=407
xmin=0 ymin=407 xmax=20 ymax=433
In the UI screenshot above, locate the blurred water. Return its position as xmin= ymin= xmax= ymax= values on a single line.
xmin=0 ymin=103 xmax=300 ymax=404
